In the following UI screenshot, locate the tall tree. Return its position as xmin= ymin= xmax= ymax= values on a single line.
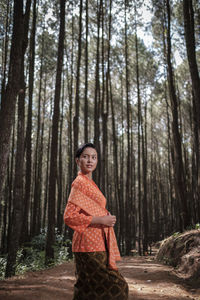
xmin=84 ymin=0 xmax=89 ymax=143
xmin=25 ymin=0 xmax=37 ymax=240
xmin=165 ymin=0 xmax=189 ymax=230
xmin=45 ymin=0 xmax=66 ymax=264
xmin=66 ymin=4 xmax=74 ymax=195
xmin=108 ymin=0 xmax=122 ymax=239
xmin=73 ymin=0 xmax=83 ymax=178
xmin=124 ymin=0 xmax=132 ymax=255
xmin=101 ymin=0 xmax=108 ymax=196
xmin=57 ymin=80 xmax=64 ymax=233
xmin=93 ymin=0 xmax=102 ymax=186
xmin=31 ymin=26 xmax=45 ymax=239
xmin=134 ymin=2 xmax=148 ymax=254
xmin=5 ymin=0 xmax=32 ymax=277
xmin=183 ymin=0 xmax=200 ymax=218
xmin=0 ymin=0 xmax=28 ymax=198
xmin=119 ymin=73 xmax=125 ymax=253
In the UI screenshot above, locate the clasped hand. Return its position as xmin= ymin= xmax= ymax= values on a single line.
xmin=102 ymin=215 xmax=116 ymax=227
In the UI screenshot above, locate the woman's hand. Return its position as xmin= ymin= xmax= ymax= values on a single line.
xmin=101 ymin=215 xmax=116 ymax=227
xmin=91 ymin=215 xmax=116 ymax=227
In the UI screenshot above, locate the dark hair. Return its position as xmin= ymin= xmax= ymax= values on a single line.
xmin=75 ymin=143 xmax=97 ymax=158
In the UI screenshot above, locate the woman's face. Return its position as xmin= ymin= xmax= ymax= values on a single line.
xmin=76 ymin=147 xmax=98 ymax=175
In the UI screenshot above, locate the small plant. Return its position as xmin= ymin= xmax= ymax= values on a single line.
xmin=0 ymin=229 xmax=72 ymax=279
xmin=195 ymin=223 xmax=200 ymax=230
xmin=0 ymin=256 xmax=7 ymax=279
xmin=172 ymin=232 xmax=180 ymax=238
xmin=15 ymin=247 xmax=46 ymax=274
xmin=161 ymin=255 xmax=173 ymax=266
xmin=31 ymin=229 xmax=47 ymax=251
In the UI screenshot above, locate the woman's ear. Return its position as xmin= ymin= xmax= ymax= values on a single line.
xmin=75 ymin=158 xmax=79 ymax=167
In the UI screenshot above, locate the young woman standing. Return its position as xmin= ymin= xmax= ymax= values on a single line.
xmin=64 ymin=143 xmax=129 ymax=300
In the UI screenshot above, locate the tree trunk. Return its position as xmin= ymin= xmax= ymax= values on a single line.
xmin=57 ymin=81 xmax=64 ymax=233
xmin=73 ymin=0 xmax=83 ymax=178
xmin=1 ymin=0 xmax=10 ymax=106
xmin=5 ymin=0 xmax=31 ymax=277
xmin=107 ymin=0 xmax=121 ymax=233
xmin=43 ymin=88 xmax=52 ymax=229
xmin=84 ymin=0 xmax=89 ymax=143
xmin=93 ymin=0 xmax=101 ymax=186
xmin=6 ymin=122 xmax=16 ymax=253
xmin=32 ymin=24 xmax=44 ymax=238
xmin=45 ymin=0 xmax=65 ymax=264
xmin=66 ymin=9 xmax=74 ymax=197
xmin=134 ymin=5 xmax=148 ymax=253
xmin=101 ymin=0 xmax=108 ymax=196
xmin=5 ymin=74 xmax=25 ymax=277
xmin=0 ymin=0 xmax=26 ymax=199
xmin=25 ymin=0 xmax=37 ymax=240
xmin=183 ymin=0 xmax=200 ymax=209
xmin=119 ymin=73 xmax=125 ymax=253
xmin=124 ymin=0 xmax=131 ymax=255
xmin=166 ymin=0 xmax=189 ymax=230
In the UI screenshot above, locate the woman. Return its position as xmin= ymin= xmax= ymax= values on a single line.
xmin=64 ymin=143 xmax=129 ymax=300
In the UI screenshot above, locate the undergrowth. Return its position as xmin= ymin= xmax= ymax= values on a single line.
xmin=0 ymin=229 xmax=71 ymax=279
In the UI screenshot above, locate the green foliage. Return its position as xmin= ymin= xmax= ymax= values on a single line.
xmin=172 ymin=231 xmax=180 ymax=237
xmin=195 ymin=223 xmax=200 ymax=230
xmin=161 ymin=255 xmax=174 ymax=266
xmin=15 ymin=247 xmax=45 ymax=274
xmin=0 ymin=256 xmax=7 ymax=279
xmin=185 ymin=223 xmax=200 ymax=231
xmin=31 ymin=229 xmax=47 ymax=250
xmin=195 ymin=223 xmax=200 ymax=229
xmin=0 ymin=229 xmax=71 ymax=280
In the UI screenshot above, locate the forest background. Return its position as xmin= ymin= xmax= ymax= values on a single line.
xmin=0 ymin=0 xmax=200 ymax=279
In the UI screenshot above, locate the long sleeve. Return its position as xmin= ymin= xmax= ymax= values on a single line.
xmin=64 ymin=202 xmax=92 ymax=233
xmin=63 ymin=174 xmax=108 ymax=253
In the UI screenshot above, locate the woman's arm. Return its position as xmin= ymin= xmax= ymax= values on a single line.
xmin=64 ymin=202 xmax=92 ymax=232
xmin=64 ymin=202 xmax=116 ymax=229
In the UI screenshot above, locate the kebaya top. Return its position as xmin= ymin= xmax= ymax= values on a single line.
xmin=64 ymin=172 xmax=121 ymax=270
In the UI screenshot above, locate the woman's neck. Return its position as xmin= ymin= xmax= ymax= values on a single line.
xmin=81 ymin=171 xmax=92 ymax=180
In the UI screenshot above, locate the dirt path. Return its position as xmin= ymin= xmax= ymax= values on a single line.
xmin=0 ymin=256 xmax=200 ymax=300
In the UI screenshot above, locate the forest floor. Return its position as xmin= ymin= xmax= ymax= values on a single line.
xmin=0 ymin=254 xmax=200 ymax=300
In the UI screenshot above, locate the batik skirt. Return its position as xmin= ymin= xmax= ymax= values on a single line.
xmin=73 ymin=251 xmax=129 ymax=300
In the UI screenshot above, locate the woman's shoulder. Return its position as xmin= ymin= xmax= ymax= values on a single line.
xmin=72 ymin=174 xmax=86 ymax=189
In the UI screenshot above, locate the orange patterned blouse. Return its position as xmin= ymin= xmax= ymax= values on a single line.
xmin=64 ymin=172 xmax=121 ymax=270
xmin=64 ymin=202 xmax=106 ymax=252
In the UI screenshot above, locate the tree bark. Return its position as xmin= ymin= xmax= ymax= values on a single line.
xmin=0 ymin=0 xmax=26 ymax=199
xmin=166 ymin=0 xmax=189 ymax=230
xmin=45 ymin=0 xmax=66 ymax=264
xmin=183 ymin=0 xmax=200 ymax=209
xmin=5 ymin=0 xmax=31 ymax=277
xmin=43 ymin=88 xmax=52 ymax=229
xmin=32 ymin=25 xmax=44 ymax=238
xmin=73 ymin=0 xmax=83 ymax=178
xmin=57 ymin=81 xmax=64 ymax=233
xmin=66 ymin=8 xmax=74 ymax=197
xmin=24 ymin=0 xmax=37 ymax=240
xmin=125 ymin=0 xmax=132 ymax=255
xmin=84 ymin=0 xmax=89 ymax=143
xmin=1 ymin=0 xmax=10 ymax=105
xmin=93 ymin=0 xmax=101 ymax=186
xmin=134 ymin=4 xmax=148 ymax=254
